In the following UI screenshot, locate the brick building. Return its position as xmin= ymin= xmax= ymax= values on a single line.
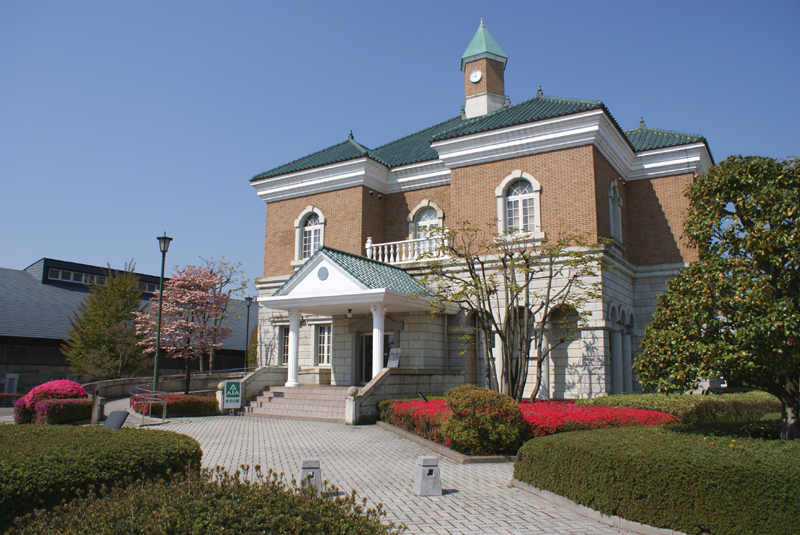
xmin=249 ymin=22 xmax=712 ymax=401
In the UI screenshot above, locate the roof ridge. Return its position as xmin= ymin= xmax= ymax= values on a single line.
xmin=252 ymin=138 xmax=372 ymax=181
xmin=535 ymin=94 xmax=605 ymax=106
xmin=624 ymin=125 xmax=705 ymax=140
xmin=371 ymin=115 xmax=462 ymax=151
xmin=321 ymin=246 xmax=402 ymax=271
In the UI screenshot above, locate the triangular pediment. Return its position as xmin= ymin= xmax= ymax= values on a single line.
xmin=274 ymin=253 xmax=367 ymax=298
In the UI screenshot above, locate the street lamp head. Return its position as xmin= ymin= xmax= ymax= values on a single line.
xmin=157 ymin=233 xmax=173 ymax=254
xmin=245 ymin=296 xmax=253 ymax=307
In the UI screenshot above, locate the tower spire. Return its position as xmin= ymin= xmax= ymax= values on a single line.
xmin=461 ymin=22 xmax=508 ymax=119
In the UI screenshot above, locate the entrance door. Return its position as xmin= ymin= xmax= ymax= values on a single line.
xmin=358 ymin=333 xmax=396 ymax=385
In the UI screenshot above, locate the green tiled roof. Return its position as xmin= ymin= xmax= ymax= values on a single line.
xmin=252 ymin=137 xmax=371 ymax=181
xmin=431 ymin=95 xmax=610 ymax=142
xmin=624 ymin=125 xmax=709 ymax=153
xmin=369 ymin=116 xmax=463 ymax=168
xmin=462 ymin=23 xmax=507 ymax=60
xmin=274 ymin=247 xmax=429 ymax=297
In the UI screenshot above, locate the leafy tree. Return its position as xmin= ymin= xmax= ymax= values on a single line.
xmin=196 ymin=257 xmax=250 ymax=371
xmin=247 ymin=324 xmax=258 ymax=369
xmin=637 ymin=156 xmax=799 ymax=440
xmin=419 ymin=222 xmax=603 ymax=402
xmin=62 ymin=263 xmax=149 ymax=380
xmin=135 ymin=266 xmax=231 ymax=394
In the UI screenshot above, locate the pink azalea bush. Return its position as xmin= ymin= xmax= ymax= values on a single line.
xmin=381 ymin=391 xmax=677 ymax=454
xmin=14 ymin=380 xmax=88 ymax=424
xmin=34 ymin=398 xmax=93 ymax=424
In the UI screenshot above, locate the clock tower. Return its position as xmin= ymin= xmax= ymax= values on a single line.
xmin=461 ymin=20 xmax=508 ymax=119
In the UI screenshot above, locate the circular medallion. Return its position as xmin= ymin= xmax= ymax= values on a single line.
xmin=317 ymin=267 xmax=329 ymax=281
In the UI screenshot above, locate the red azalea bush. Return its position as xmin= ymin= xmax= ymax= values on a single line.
xmin=519 ymin=400 xmax=677 ymax=436
xmin=14 ymin=380 xmax=88 ymax=424
xmin=380 ymin=390 xmax=677 ymax=455
xmin=133 ymin=394 xmax=219 ymax=416
xmin=34 ymin=398 xmax=93 ymax=424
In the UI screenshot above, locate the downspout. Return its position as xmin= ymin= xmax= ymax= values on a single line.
xmin=443 ymin=314 xmax=448 ymax=370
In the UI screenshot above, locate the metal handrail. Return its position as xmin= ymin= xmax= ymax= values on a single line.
xmin=130 ymin=385 xmax=168 ymax=424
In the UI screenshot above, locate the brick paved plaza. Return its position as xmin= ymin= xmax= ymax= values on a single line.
xmin=156 ymin=415 xmax=628 ymax=535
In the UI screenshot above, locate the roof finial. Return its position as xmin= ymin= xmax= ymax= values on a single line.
xmin=536 ymin=85 xmax=543 ymax=97
xmin=639 ymin=117 xmax=645 ymax=129
xmin=348 ymin=130 xmax=354 ymax=140
xmin=480 ymin=15 xmax=484 ymax=27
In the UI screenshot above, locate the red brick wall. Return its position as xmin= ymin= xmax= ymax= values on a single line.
xmin=626 ymin=173 xmax=698 ymax=265
xmin=464 ymin=57 xmax=505 ymax=97
xmin=592 ymin=148 xmax=629 ymax=261
xmin=383 ymin=186 xmax=451 ymax=243
xmin=262 ymin=187 xmax=366 ymax=277
xmin=450 ymin=146 xmax=599 ymax=240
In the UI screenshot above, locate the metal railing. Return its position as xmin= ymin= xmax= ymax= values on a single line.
xmin=130 ymin=385 xmax=168 ymax=424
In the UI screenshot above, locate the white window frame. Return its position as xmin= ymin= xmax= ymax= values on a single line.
xmin=608 ymin=180 xmax=623 ymax=244
xmin=279 ymin=326 xmax=290 ymax=365
xmin=495 ymin=170 xmax=543 ymax=238
xmin=315 ymin=324 xmax=332 ymax=366
xmin=293 ymin=206 xmax=326 ymax=267
xmin=407 ymin=200 xmax=445 ymax=239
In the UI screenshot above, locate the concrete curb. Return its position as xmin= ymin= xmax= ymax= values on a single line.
xmin=375 ymin=421 xmax=515 ymax=464
xmin=512 ymin=479 xmax=689 ymax=535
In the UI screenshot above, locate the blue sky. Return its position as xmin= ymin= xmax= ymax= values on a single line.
xmin=1 ymin=1 xmax=797 ymax=290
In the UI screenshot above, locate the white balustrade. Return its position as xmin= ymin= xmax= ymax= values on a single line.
xmin=364 ymin=231 xmax=448 ymax=266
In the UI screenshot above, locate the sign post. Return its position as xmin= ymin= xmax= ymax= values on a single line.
xmin=223 ymin=380 xmax=242 ymax=412
xmin=387 ymin=348 xmax=401 ymax=368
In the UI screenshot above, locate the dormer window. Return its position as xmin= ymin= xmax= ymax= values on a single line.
xmin=293 ymin=206 xmax=326 ymax=266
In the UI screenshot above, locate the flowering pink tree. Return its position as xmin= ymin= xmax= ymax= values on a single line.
xmin=135 ymin=266 xmax=231 ymax=394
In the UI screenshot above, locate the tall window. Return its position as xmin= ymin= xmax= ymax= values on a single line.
xmin=608 ymin=181 xmax=622 ymax=243
xmin=316 ymin=324 xmax=332 ymax=365
xmin=279 ymin=326 xmax=289 ymax=365
xmin=302 ymin=214 xmax=322 ymax=259
xmin=505 ymin=179 xmax=536 ymax=232
xmin=496 ymin=171 xmax=542 ymax=237
xmin=415 ymin=207 xmax=439 ymax=239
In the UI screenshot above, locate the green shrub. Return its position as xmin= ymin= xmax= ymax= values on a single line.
xmin=576 ymin=391 xmax=780 ymax=424
xmin=0 ymin=425 xmax=202 ymax=529
xmin=133 ymin=394 xmax=220 ymax=416
xmin=438 ymin=385 xmax=528 ymax=455
xmin=5 ymin=466 xmax=404 ymax=535
xmin=514 ymin=426 xmax=800 ymax=535
xmin=34 ymin=398 xmax=92 ymax=424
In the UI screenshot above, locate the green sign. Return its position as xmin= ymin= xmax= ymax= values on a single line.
xmin=223 ymin=380 xmax=242 ymax=409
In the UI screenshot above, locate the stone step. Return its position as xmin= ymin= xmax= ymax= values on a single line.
xmin=244 ymin=386 xmax=350 ymax=423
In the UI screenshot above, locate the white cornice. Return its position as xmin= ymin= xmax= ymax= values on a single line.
xmin=252 ymin=111 xmax=713 ymax=204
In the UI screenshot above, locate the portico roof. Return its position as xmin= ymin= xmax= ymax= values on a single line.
xmin=258 ymin=247 xmax=456 ymax=316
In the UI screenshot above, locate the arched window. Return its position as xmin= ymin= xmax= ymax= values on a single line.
xmin=495 ymin=170 xmax=543 ymax=238
xmin=415 ymin=207 xmax=439 ymax=239
xmin=608 ymin=181 xmax=622 ymax=243
xmin=293 ymin=206 xmax=326 ymax=265
xmin=302 ymin=214 xmax=322 ymax=258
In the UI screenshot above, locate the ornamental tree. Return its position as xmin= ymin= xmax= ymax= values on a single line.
xmin=419 ymin=222 xmax=603 ymax=402
xmin=135 ymin=266 xmax=231 ymax=394
xmin=636 ymin=156 xmax=799 ymax=440
xmin=62 ymin=263 xmax=149 ymax=380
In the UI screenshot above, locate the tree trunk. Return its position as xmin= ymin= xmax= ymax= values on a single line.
xmin=528 ymin=358 xmax=543 ymax=401
xmin=209 ymin=347 xmax=216 ymax=371
xmin=184 ymin=359 xmax=191 ymax=395
xmin=779 ymin=384 xmax=800 ymax=440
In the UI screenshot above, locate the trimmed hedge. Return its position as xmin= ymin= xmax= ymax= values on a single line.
xmin=133 ymin=393 xmax=220 ymax=416
xmin=576 ymin=391 xmax=781 ymax=424
xmin=514 ymin=426 xmax=800 ymax=535
xmin=5 ymin=467 xmax=404 ymax=535
xmin=14 ymin=380 xmax=88 ymax=424
xmin=0 ymin=425 xmax=202 ymax=529
xmin=34 ymin=398 xmax=92 ymax=424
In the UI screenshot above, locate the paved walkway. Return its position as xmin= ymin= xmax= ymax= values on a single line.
xmin=146 ymin=412 xmax=628 ymax=535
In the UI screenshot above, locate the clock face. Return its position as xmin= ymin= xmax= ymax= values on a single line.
xmin=469 ymin=70 xmax=482 ymax=83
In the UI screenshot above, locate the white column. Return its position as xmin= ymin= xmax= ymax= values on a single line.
xmin=610 ymin=328 xmax=623 ymax=395
xmin=622 ymin=330 xmax=633 ymax=393
xmin=370 ymin=305 xmax=387 ymax=379
xmin=285 ymin=310 xmax=301 ymax=387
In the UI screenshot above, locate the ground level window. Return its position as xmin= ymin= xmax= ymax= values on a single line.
xmin=316 ymin=324 xmax=332 ymax=365
xmin=279 ymin=326 xmax=289 ymax=365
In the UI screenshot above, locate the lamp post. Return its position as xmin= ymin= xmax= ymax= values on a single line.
xmin=244 ymin=296 xmax=253 ymax=370
xmin=152 ymin=233 xmax=172 ymax=392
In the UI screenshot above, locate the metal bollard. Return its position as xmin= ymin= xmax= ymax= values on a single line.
xmin=300 ymin=458 xmax=323 ymax=494
xmin=413 ymin=456 xmax=442 ymax=496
